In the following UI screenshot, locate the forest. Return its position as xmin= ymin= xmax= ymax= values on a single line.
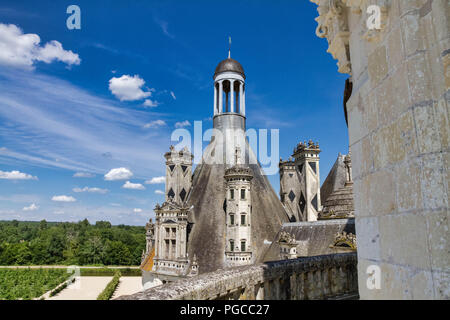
xmin=0 ymin=219 xmax=146 ymax=266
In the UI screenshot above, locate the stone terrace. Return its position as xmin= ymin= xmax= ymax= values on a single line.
xmin=116 ymin=253 xmax=358 ymax=300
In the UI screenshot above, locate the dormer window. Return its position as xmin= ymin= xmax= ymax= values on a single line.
xmin=241 ymin=240 xmax=246 ymax=252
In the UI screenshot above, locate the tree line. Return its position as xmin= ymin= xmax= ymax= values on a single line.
xmin=0 ymin=219 xmax=145 ymax=266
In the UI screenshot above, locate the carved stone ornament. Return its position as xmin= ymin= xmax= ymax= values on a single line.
xmin=310 ymin=0 xmax=390 ymax=74
xmin=278 ymin=231 xmax=297 ymax=245
xmin=333 ymin=231 xmax=357 ymax=249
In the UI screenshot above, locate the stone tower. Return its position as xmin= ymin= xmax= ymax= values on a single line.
xmin=224 ymin=155 xmax=254 ymax=267
xmin=164 ymin=146 xmax=193 ymax=203
xmin=279 ymin=156 xmax=301 ymax=221
xmin=184 ymin=54 xmax=290 ymax=274
xmin=279 ymin=140 xmax=321 ymax=222
xmin=293 ymin=140 xmax=321 ymax=221
xmin=141 ymin=53 xmax=289 ymax=286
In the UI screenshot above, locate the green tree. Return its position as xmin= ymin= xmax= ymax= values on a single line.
xmin=15 ymin=242 xmax=32 ymax=265
xmin=103 ymin=241 xmax=132 ymax=265
xmin=39 ymin=220 xmax=48 ymax=230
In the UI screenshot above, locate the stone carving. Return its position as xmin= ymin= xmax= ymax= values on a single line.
xmin=278 ymin=231 xmax=297 ymax=245
xmin=333 ymin=231 xmax=356 ymax=249
xmin=224 ymin=166 xmax=253 ymax=178
xmin=311 ymin=0 xmax=351 ymax=74
xmin=310 ymin=0 xmax=390 ymax=74
xmin=187 ymin=254 xmax=198 ymax=277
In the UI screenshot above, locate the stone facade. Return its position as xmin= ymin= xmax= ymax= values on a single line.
xmin=310 ymin=0 xmax=449 ymax=299
xmin=152 ymin=199 xmax=191 ymax=277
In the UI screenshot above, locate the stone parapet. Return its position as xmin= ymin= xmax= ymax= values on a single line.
xmin=116 ymin=253 xmax=358 ymax=300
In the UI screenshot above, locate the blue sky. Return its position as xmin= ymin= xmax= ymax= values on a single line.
xmin=0 ymin=0 xmax=348 ymax=225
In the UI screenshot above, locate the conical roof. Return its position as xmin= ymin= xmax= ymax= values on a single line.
xmin=318 ymin=182 xmax=354 ymax=220
xmin=185 ymin=136 xmax=289 ymax=274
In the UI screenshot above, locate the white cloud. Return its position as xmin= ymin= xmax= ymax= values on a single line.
xmin=122 ymin=181 xmax=145 ymax=190
xmin=155 ymin=190 xmax=165 ymax=195
xmin=104 ymin=167 xmax=133 ymax=181
xmin=143 ymin=99 xmax=159 ymax=107
xmin=175 ymin=120 xmax=191 ymax=128
xmin=52 ymin=195 xmax=76 ymax=202
xmin=72 ymin=186 xmax=108 ymax=194
xmin=143 ymin=120 xmax=166 ymax=129
xmin=133 ymin=208 xmax=142 ymax=213
xmin=73 ymin=172 xmax=95 ymax=178
xmin=108 ymin=74 xmax=153 ymax=101
xmin=23 ymin=203 xmax=39 ymax=211
xmin=0 ymin=23 xmax=80 ymax=69
xmin=0 ymin=170 xmax=37 ymax=180
xmin=0 ymin=68 xmax=168 ymax=178
xmin=145 ymin=176 xmax=165 ymax=184
xmin=170 ymin=91 xmax=176 ymax=100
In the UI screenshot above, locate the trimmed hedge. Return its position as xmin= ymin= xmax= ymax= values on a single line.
xmin=97 ymin=271 xmax=121 ymax=300
xmin=49 ymin=277 xmax=75 ymax=297
xmin=80 ymin=268 xmax=140 ymax=277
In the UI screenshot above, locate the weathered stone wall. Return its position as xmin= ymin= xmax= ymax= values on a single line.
xmin=117 ymin=253 xmax=358 ymax=300
xmin=310 ymin=0 xmax=449 ymax=299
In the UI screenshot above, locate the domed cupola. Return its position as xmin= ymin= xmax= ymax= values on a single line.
xmin=212 ymin=51 xmax=246 ymax=117
xmin=214 ymin=58 xmax=245 ymax=79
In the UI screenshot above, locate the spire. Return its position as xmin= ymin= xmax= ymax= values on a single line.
xmin=228 ymin=36 xmax=231 ymax=58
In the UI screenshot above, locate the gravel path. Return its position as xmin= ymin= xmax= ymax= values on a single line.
xmin=48 ymin=276 xmax=112 ymax=300
xmin=112 ymin=277 xmax=143 ymax=299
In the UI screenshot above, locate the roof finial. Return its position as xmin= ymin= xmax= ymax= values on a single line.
xmin=228 ymin=36 xmax=232 ymax=59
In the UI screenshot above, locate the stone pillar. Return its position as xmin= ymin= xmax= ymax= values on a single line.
xmin=214 ymin=83 xmax=218 ymax=115
xmin=310 ymin=0 xmax=449 ymax=299
xmin=296 ymin=273 xmax=305 ymax=300
xmin=218 ymin=81 xmax=223 ymax=113
xmin=230 ymin=79 xmax=235 ymax=112
xmin=239 ymin=82 xmax=243 ymax=114
xmin=241 ymin=84 xmax=245 ymax=116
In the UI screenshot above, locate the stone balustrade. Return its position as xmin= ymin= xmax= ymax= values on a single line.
xmin=116 ymin=253 xmax=358 ymax=300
